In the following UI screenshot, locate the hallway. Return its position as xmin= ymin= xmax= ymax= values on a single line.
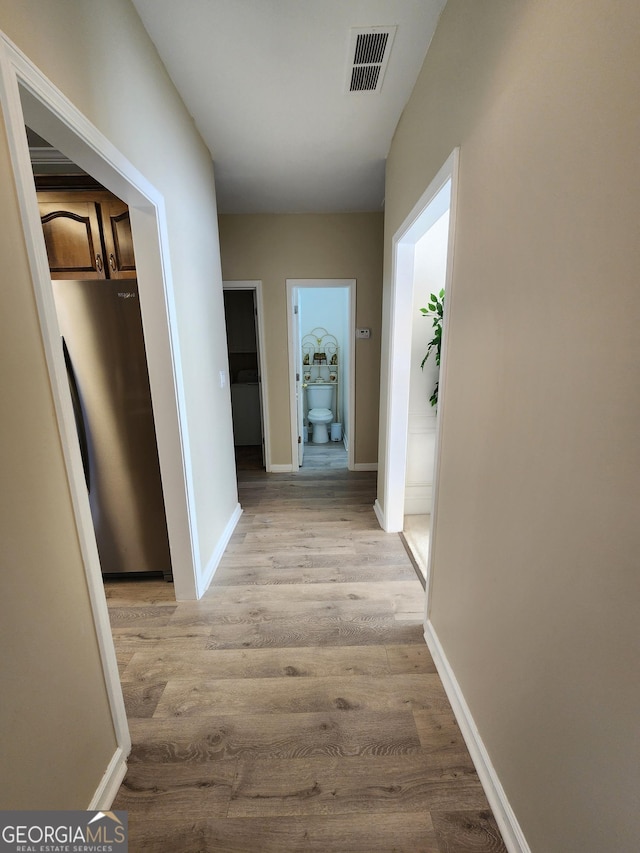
xmin=108 ymin=467 xmax=506 ymax=851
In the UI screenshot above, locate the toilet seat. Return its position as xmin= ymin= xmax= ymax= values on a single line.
xmin=308 ymin=407 xmax=332 ymax=422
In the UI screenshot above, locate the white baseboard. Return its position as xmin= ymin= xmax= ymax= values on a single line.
xmin=88 ymin=746 xmax=128 ymax=810
xmin=353 ymin=462 xmax=378 ymax=471
xmin=269 ymin=463 xmax=293 ymax=473
xmin=374 ymin=497 xmax=405 ymax=533
xmin=373 ymin=498 xmax=386 ymax=529
xmin=197 ymin=502 xmax=242 ymax=597
xmin=424 ymin=621 xmax=531 ymax=853
xmin=404 ymin=483 xmax=433 ymax=515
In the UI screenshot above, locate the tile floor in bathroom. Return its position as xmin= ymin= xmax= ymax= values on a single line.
xmin=302 ymin=439 xmax=347 ymax=469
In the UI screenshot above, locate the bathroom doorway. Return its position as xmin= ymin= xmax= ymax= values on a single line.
xmin=286 ymin=279 xmax=356 ymax=472
xmin=223 ymin=281 xmax=270 ymax=472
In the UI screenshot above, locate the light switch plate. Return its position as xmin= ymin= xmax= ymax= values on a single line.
xmin=356 ymin=328 xmax=371 ymax=339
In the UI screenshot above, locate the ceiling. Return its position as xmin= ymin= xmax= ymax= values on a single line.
xmin=130 ymin=0 xmax=446 ymax=214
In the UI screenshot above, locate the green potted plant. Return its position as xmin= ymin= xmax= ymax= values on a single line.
xmin=420 ymin=288 xmax=444 ymax=408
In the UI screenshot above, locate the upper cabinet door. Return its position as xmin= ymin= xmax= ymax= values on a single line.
xmin=37 ymin=189 xmax=137 ymax=280
xmin=39 ymin=201 xmax=107 ymax=279
xmin=101 ymin=198 xmax=136 ymax=280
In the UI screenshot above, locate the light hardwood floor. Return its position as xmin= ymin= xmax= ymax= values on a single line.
xmin=108 ymin=463 xmax=506 ymax=852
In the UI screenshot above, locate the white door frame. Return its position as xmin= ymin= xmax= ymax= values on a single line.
xmin=293 ymin=292 xmax=305 ymax=468
xmin=223 ymin=281 xmax=271 ymax=472
xmin=376 ymin=150 xmax=459 ymax=566
xmin=0 ymin=32 xmax=199 ymax=802
xmin=286 ymin=279 xmax=356 ymax=471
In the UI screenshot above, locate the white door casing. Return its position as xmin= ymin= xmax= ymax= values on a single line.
xmin=294 ymin=295 xmax=304 ymax=467
xmin=375 ymin=149 xmax=459 ymax=601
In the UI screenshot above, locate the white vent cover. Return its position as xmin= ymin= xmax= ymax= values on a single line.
xmin=347 ymin=26 xmax=396 ymax=93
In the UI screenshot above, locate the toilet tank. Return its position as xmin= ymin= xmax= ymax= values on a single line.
xmin=306 ymin=383 xmax=334 ymax=409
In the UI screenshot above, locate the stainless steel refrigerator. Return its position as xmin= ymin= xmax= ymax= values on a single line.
xmin=53 ymin=279 xmax=172 ymax=580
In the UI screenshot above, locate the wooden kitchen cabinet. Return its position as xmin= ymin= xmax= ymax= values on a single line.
xmin=101 ymin=196 xmax=136 ymax=279
xmin=39 ymin=198 xmax=106 ymax=279
xmin=38 ymin=191 xmax=135 ymax=280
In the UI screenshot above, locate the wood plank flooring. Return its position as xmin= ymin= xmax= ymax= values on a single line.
xmin=109 ymin=465 xmax=506 ymax=852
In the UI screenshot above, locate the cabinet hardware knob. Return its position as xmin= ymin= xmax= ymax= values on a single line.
xmin=96 ymin=253 xmax=103 ymax=272
xmin=109 ymin=253 xmax=116 ymax=270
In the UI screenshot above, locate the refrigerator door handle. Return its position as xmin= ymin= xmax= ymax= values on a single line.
xmin=62 ymin=336 xmax=91 ymax=492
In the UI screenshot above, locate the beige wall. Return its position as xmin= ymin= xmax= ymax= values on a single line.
xmin=0 ymin=0 xmax=237 ymax=805
xmin=381 ymin=1 xmax=640 ymax=850
xmin=0 ymin=118 xmax=117 ymax=807
xmin=218 ymin=213 xmax=384 ymax=466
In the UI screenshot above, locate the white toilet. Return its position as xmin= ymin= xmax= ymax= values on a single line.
xmin=306 ymin=383 xmax=335 ymax=444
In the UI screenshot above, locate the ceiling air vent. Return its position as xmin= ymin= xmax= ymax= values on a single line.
xmin=347 ymin=26 xmax=396 ymax=93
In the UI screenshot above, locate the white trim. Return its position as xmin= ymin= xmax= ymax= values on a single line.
xmin=223 ymin=280 xmax=272 ymax=471
xmin=197 ymin=503 xmax=242 ymax=597
xmin=286 ymin=283 xmax=300 ymax=470
xmin=373 ymin=499 xmax=386 ymax=528
xmin=424 ymin=621 xmax=531 ymax=853
xmin=286 ymin=279 xmax=356 ymax=471
xmin=270 ymin=463 xmax=294 ymax=473
xmin=353 ymin=462 xmax=378 ymax=471
xmin=346 ymin=283 xmax=357 ymax=471
xmin=382 ymin=238 xmax=415 ymax=527
xmin=425 ymin=157 xmax=459 ymax=615
xmin=380 ymin=149 xmax=459 ymax=534
xmin=405 ymin=413 xmax=437 ymax=514
xmin=88 ymin=747 xmax=128 ymax=810
xmin=403 ymin=487 xmax=432 ymax=515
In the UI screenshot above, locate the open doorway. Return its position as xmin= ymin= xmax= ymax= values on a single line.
xmin=223 ymin=280 xmax=270 ymax=472
xmin=14 ymin=82 xmax=196 ymax=597
xmin=28 ymin=129 xmax=173 ymax=583
xmin=377 ymin=150 xmax=459 ymax=592
xmin=402 ymin=200 xmax=451 ymax=581
xmin=286 ymin=279 xmax=356 ymax=472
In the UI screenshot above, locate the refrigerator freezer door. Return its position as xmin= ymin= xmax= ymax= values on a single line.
xmin=62 ymin=336 xmax=90 ymax=491
xmin=53 ymin=279 xmax=172 ymax=577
